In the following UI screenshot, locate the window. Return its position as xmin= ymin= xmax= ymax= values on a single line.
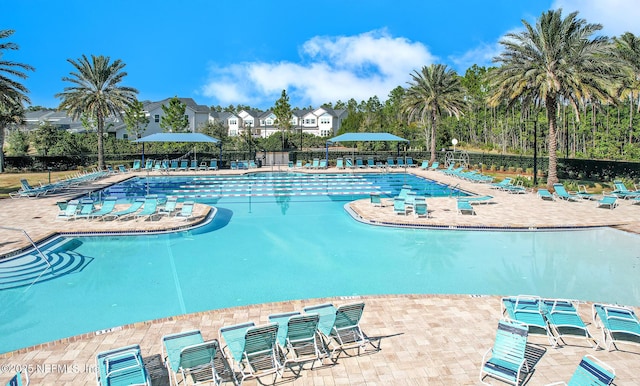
xmin=154 ymin=115 xmax=160 ymax=123
xmin=122 ymin=134 xmax=129 ymax=140
xmin=320 ymin=117 xmax=330 ymax=125
xmin=266 ymin=119 xmax=273 ymax=126
xmin=229 ymin=119 xmax=237 ymax=125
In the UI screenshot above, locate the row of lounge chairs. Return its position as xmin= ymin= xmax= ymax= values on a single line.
xmin=9 ymin=170 xmax=109 ymax=199
xmin=481 ymin=295 xmax=639 ymax=385
xmin=332 ymin=156 xmax=419 ymax=169
xmin=389 ymin=185 xmax=429 ymax=217
xmin=55 ymin=196 xmax=194 ymax=222
xmin=123 ymin=159 xmax=221 ymax=172
xmin=439 ymin=164 xmax=495 ymax=184
xmin=94 ymin=302 xmax=378 ymax=386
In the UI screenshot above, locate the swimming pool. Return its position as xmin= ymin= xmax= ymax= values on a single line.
xmin=0 ymin=173 xmax=639 ymax=354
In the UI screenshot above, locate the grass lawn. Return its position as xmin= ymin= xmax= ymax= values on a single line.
xmin=0 ymin=171 xmax=81 ymax=198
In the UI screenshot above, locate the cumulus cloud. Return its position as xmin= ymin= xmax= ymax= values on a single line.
xmin=552 ymin=0 xmax=640 ymax=36
xmin=448 ymin=42 xmax=502 ymax=72
xmin=201 ymin=30 xmax=435 ymax=108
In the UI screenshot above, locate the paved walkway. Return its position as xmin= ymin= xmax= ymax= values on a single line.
xmin=1 ymin=167 xmax=639 ymax=385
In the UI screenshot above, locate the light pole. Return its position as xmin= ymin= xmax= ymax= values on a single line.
xmin=533 ymin=119 xmax=538 ymax=186
xmin=246 ymin=122 xmax=252 ymax=162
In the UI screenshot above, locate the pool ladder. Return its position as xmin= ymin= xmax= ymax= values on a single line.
xmin=0 ymin=226 xmax=54 ymax=274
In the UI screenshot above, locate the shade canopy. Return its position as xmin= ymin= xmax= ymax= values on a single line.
xmin=133 ymin=133 xmax=219 ymax=143
xmin=327 ymin=132 xmax=409 ymax=143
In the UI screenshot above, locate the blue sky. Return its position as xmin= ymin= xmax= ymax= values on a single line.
xmin=5 ymin=0 xmax=640 ymax=110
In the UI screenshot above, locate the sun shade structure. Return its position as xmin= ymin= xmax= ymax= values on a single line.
xmin=133 ymin=133 xmax=219 ymax=143
xmin=325 ymin=132 xmax=409 ymax=163
xmin=327 ymin=132 xmax=409 ymax=143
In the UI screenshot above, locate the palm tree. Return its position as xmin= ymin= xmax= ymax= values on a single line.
xmin=489 ymin=9 xmax=621 ymax=189
xmin=402 ymin=64 xmax=467 ymax=163
xmin=0 ymin=29 xmax=34 ymax=172
xmin=56 ymin=54 xmax=138 ymax=169
xmin=613 ymin=32 xmax=640 ymax=145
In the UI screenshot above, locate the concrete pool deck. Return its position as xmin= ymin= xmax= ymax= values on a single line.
xmin=1 ymin=167 xmax=639 ymax=384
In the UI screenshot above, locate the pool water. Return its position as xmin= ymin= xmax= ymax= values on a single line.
xmin=0 ymin=173 xmax=639 ymax=353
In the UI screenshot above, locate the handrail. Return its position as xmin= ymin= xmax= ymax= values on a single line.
xmin=449 ymin=183 xmax=461 ymax=198
xmin=0 ymin=226 xmax=54 ymax=273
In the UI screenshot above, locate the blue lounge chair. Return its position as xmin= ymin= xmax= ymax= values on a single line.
xmin=135 ymin=195 xmax=159 ymax=220
xmin=230 ymin=161 xmax=237 ymax=170
xmin=302 ymin=302 xmax=375 ymax=360
xmin=96 ymin=344 xmax=150 ymax=386
xmin=157 ymin=196 xmax=178 ymax=217
xmin=220 ymin=322 xmax=282 ymax=385
xmin=366 ymin=157 xmax=376 ymax=168
xmin=208 ymin=159 xmax=218 ymax=170
xmin=268 ymin=312 xmax=324 ymax=370
xmin=537 ymin=189 xmax=555 ymax=201
xmin=162 ymin=330 xmax=234 ymax=386
xmin=393 ymin=197 xmax=407 ymax=215
xmin=406 ymin=157 xmax=417 ymax=167
xmin=491 ymin=177 xmax=512 ymax=190
xmin=10 ymin=179 xmax=50 ymax=198
xmin=428 ymin=161 xmax=439 ymax=171
xmin=546 ymin=355 xmax=615 ymax=386
xmin=419 ymin=160 xmax=429 ymax=169
xmin=143 ymin=159 xmax=154 ymax=170
xmin=104 ymin=198 xmax=145 ymax=221
xmin=457 ymin=195 xmax=494 ymax=205
xmin=611 ymin=180 xmax=640 ymax=199
xmin=542 ymin=298 xmax=595 ymax=348
xmin=597 ymin=195 xmax=618 ymax=209
xmin=294 ymin=160 xmax=302 ymax=168
xmin=336 ymin=158 xmax=344 ymax=169
xmin=592 ymin=303 xmax=640 ymax=351
xmin=319 ymin=159 xmax=327 ymax=169
xmin=73 ymin=200 xmax=96 ymax=220
xmin=479 ymin=319 xmax=530 ymax=386
xmin=502 ymin=295 xmax=553 ymax=344
xmin=553 ymin=183 xmax=581 ymax=201
xmin=167 ymin=160 xmax=178 ymax=171
xmin=457 ymin=200 xmax=475 ymax=215
xmin=178 ymin=160 xmax=189 ymax=171
xmin=386 ymin=157 xmax=396 ymax=168
xmin=130 ymin=159 xmax=141 ymax=172
xmin=5 ymin=370 xmax=29 ymax=386
xmin=176 ymin=201 xmax=195 ymax=221
xmin=188 ymin=160 xmax=198 ymax=171
xmin=355 ymin=157 xmax=365 ymax=168
xmin=345 ymin=158 xmax=353 ymax=169
xmin=396 ymin=157 xmax=405 ymax=167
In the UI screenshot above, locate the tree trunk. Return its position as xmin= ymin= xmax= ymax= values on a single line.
xmin=97 ymin=112 xmax=105 ymax=170
xmin=546 ymin=96 xmax=559 ymax=189
xmin=0 ymin=126 xmax=5 ymax=173
xmin=429 ymin=109 xmax=437 ymax=163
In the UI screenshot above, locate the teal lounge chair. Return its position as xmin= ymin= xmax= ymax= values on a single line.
xmin=188 ymin=160 xmax=198 ymax=171
xmin=319 ymin=159 xmax=327 ymax=169
xmin=208 ymin=159 xmax=218 ymax=170
xmin=311 ymin=158 xmax=320 ymax=169
xmin=428 ymin=161 xmax=439 ymax=171
xmin=457 ymin=200 xmax=475 ymax=215
xmin=542 ymin=299 xmax=595 ymax=348
xmin=553 ymin=183 xmax=581 ymax=201
xmin=576 ymin=184 xmax=597 ymax=200
xmin=366 ymin=157 xmax=376 ymax=168
xmin=406 ymin=157 xmax=417 ymax=167
xmin=144 ymin=159 xmax=154 ymax=170
xmin=55 ymin=199 xmax=80 ymax=221
xmin=345 ymin=158 xmax=353 ymax=168
xmin=157 ymin=196 xmax=178 ymax=217
xmin=393 ymin=197 xmax=407 ymax=215
xmin=592 ymin=303 xmax=640 ymax=351
xmin=220 ymin=322 xmax=282 ymax=385
xmin=370 ymin=193 xmax=382 ymax=207
xmin=396 ymin=157 xmax=405 ymax=167
xmin=414 ymin=200 xmax=428 ymax=218
xmin=295 ymin=160 xmax=303 ymax=168
xmin=73 ymin=200 xmax=97 ymax=220
xmin=162 ymin=330 xmax=234 ymax=386
xmin=597 ymin=195 xmax=618 ymax=209
xmin=537 ymin=189 xmax=555 ymax=201
xmin=130 ymin=159 xmax=141 ymax=172
xmin=480 ymin=319 xmax=530 ymax=386
xmin=96 ymin=344 xmax=150 ymax=386
xmin=5 ymin=370 xmax=29 ymax=386
xmin=336 ymin=158 xmax=344 ymax=169
xmin=302 ymin=302 xmax=375 ymax=360
xmin=230 ymin=161 xmax=237 ymax=170
xmin=86 ymin=197 xmax=118 ymax=220
xmin=176 ymin=201 xmax=195 ymax=221
xmin=419 ymin=160 xmax=429 ymax=169
xmin=178 ymin=160 xmax=189 ymax=171
xmin=546 ymin=355 xmax=615 ymax=386
xmin=458 ymin=195 xmax=494 ymax=205
xmin=355 ymin=157 xmax=365 ymax=168
xmin=611 ymin=180 xmax=640 ymax=199
xmin=167 ymin=160 xmax=178 ymax=171
xmin=268 ymin=312 xmax=324 ymax=371
xmin=491 ymin=177 xmax=512 ymax=190
xmin=135 ymin=195 xmax=159 ymax=220
xmin=386 ymin=157 xmax=396 ymax=168
xmin=502 ymin=295 xmax=554 ymax=344
xmin=104 ymin=199 xmax=145 ymax=221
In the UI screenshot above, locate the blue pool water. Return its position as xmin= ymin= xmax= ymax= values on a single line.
xmin=0 ymin=173 xmax=639 ymax=353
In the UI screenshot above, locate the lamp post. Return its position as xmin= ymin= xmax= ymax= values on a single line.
xmin=533 ymin=119 xmax=538 ymax=186
xmin=246 ymin=122 xmax=252 ymax=162
xmin=452 ymin=138 xmax=458 ymax=152
xmin=299 ymin=116 xmax=303 ymax=150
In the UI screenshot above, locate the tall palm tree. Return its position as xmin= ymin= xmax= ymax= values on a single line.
xmin=0 ymin=29 xmax=34 ymax=172
xmin=56 ymin=54 xmax=138 ymax=169
xmin=613 ymin=32 xmax=640 ymax=144
xmin=402 ymin=64 xmax=467 ymax=163
xmin=488 ymin=9 xmax=621 ymax=189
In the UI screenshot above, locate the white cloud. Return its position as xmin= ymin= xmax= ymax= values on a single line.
xmin=552 ymin=0 xmax=640 ymax=36
xmin=201 ymin=30 xmax=435 ymax=109
xmin=448 ymin=42 xmax=502 ymax=73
